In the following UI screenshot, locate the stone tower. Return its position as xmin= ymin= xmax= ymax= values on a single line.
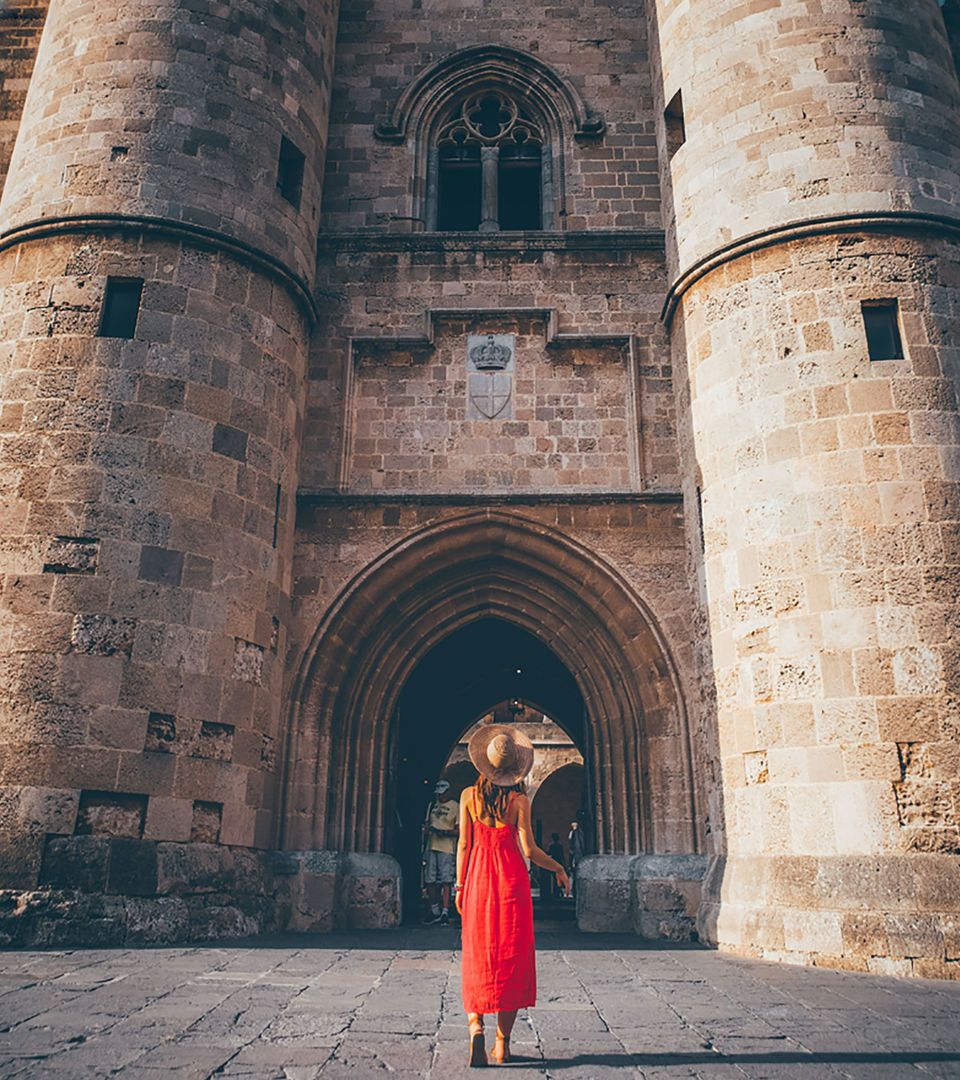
xmin=0 ymin=1 xmax=337 ymax=935
xmin=652 ymin=0 xmax=960 ymax=974
xmin=0 ymin=0 xmax=956 ymax=974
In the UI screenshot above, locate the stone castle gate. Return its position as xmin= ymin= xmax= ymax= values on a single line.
xmin=0 ymin=0 xmax=957 ymax=977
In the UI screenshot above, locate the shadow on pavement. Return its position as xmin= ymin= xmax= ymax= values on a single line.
xmin=539 ymin=1051 xmax=960 ymax=1069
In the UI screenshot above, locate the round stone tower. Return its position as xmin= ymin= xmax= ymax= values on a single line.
xmin=0 ymin=1 xmax=337 ymax=936
xmin=652 ymin=0 xmax=960 ymax=975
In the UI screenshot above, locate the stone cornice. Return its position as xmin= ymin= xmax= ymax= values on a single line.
xmin=297 ymin=490 xmax=683 ymax=507
xmin=315 ymin=228 xmax=666 ymax=255
xmin=0 ymin=214 xmax=319 ymax=323
xmin=663 ymin=211 xmax=960 ymax=325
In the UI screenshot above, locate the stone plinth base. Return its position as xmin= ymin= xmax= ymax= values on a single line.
xmin=0 ymin=839 xmax=402 ymax=947
xmin=273 ymin=851 xmax=402 ymax=932
xmin=576 ymin=854 xmax=709 ymax=939
xmin=700 ymin=855 xmax=960 ymax=980
xmin=0 ymin=839 xmax=277 ymax=947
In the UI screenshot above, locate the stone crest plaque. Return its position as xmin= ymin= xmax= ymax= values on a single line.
xmin=466 ymin=334 xmax=515 ymax=420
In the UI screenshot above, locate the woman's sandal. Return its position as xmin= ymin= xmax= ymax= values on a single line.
xmin=492 ymin=1031 xmax=511 ymax=1065
xmin=469 ymin=1019 xmax=487 ymax=1068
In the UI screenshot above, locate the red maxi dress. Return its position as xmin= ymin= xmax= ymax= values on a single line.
xmin=461 ymin=793 xmax=537 ymax=1014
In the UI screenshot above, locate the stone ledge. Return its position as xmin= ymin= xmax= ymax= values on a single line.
xmin=276 ymin=851 xmax=402 ymax=933
xmin=298 ymin=490 xmax=683 ymax=507
xmin=316 ymin=229 xmax=666 ymax=254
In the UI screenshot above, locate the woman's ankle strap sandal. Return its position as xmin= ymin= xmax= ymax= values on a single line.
xmin=493 ymin=1031 xmax=511 ymax=1064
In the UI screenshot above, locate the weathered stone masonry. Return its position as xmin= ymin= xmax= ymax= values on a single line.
xmin=0 ymin=0 xmax=956 ymax=976
xmin=651 ymin=0 xmax=960 ymax=977
xmin=0 ymin=0 xmax=338 ymax=940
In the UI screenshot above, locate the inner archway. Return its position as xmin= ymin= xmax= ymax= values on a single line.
xmin=283 ymin=512 xmax=699 ymax=887
xmin=531 ymin=762 xmax=586 ymax=859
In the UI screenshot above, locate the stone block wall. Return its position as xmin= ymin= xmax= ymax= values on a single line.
xmin=652 ymin=0 xmax=960 ymax=279
xmin=0 ymin=235 xmax=309 ymax=886
xmin=321 ymin=0 xmax=660 ymax=231
xmin=673 ymin=231 xmax=960 ymax=976
xmin=0 ymin=0 xmax=338 ymax=287
xmin=306 ymin=238 xmax=678 ymax=493
xmin=347 ymin=314 xmax=635 ymax=493
xmin=0 ymin=0 xmax=341 ymax=901
xmin=0 ymin=844 xmax=403 ymax=946
xmin=648 ymin=0 xmax=960 ymax=977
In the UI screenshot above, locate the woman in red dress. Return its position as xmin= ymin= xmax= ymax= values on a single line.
xmin=455 ymin=725 xmax=570 ymax=1067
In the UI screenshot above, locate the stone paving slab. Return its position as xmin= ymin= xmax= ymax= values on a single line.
xmin=0 ymin=929 xmax=958 ymax=1079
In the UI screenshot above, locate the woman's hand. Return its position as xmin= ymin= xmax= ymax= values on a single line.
xmin=555 ymin=867 xmax=571 ymax=897
xmin=455 ymin=886 xmax=464 ymax=916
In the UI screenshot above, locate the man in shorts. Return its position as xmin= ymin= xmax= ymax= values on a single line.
xmin=422 ymin=779 xmax=458 ymax=925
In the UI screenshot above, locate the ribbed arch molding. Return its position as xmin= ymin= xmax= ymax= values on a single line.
xmin=282 ymin=512 xmax=698 ymax=859
xmin=374 ymin=44 xmax=604 ymax=143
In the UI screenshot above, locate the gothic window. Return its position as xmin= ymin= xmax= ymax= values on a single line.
xmin=435 ymin=91 xmax=546 ymax=232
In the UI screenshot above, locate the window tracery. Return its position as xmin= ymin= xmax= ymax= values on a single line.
xmin=436 ymin=90 xmax=546 ymax=232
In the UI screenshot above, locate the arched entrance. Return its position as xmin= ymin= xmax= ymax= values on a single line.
xmin=282 ymin=511 xmax=700 ymax=921
xmin=531 ymin=762 xmax=585 ymax=854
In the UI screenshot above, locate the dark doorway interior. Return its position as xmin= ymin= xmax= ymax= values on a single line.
xmin=391 ymin=617 xmax=587 ymax=921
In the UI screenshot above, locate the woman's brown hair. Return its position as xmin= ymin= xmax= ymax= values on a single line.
xmin=475 ymin=775 xmax=525 ymax=821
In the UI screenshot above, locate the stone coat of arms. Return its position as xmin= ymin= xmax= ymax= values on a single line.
xmin=466 ymin=333 xmax=515 ymax=420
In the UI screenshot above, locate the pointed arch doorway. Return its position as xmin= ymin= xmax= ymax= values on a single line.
xmin=282 ymin=511 xmax=701 ymax=927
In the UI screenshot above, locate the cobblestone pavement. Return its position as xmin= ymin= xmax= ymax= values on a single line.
xmin=0 ymin=929 xmax=959 ymax=1079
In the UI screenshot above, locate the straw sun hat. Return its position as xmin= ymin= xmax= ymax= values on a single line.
xmin=468 ymin=724 xmax=535 ymax=787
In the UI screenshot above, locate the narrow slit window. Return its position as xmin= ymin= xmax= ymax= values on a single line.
xmin=272 ymin=482 xmax=282 ymax=548
xmin=862 ymin=301 xmax=904 ymax=361
xmin=696 ymin=486 xmax=706 ymax=553
xmin=940 ymin=0 xmax=960 ymax=81
xmin=664 ymin=89 xmax=686 ymax=159
xmin=277 ymin=136 xmax=305 ymax=208
xmin=98 ymin=278 xmax=143 ymax=339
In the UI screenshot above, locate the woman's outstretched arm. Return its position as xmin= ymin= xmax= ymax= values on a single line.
xmin=515 ymin=794 xmax=571 ymax=895
xmin=455 ymin=786 xmax=473 ymax=915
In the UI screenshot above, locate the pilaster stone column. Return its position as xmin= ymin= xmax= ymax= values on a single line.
xmin=479 ymin=146 xmax=501 ymax=232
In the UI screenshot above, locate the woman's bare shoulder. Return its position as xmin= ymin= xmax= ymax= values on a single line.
xmin=460 ymin=785 xmax=476 ymax=807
